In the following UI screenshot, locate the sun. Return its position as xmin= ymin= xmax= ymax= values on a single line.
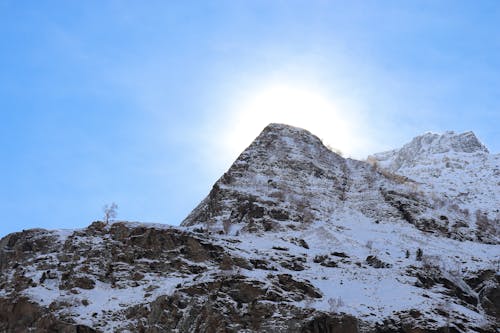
xmin=221 ymin=81 xmax=360 ymax=160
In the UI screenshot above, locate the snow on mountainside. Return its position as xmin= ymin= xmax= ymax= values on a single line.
xmin=184 ymin=124 xmax=498 ymax=243
xmin=0 ymin=124 xmax=498 ymax=333
xmin=368 ymin=131 xmax=500 ymax=218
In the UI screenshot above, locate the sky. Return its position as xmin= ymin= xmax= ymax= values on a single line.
xmin=1 ymin=1 xmax=499 ymax=237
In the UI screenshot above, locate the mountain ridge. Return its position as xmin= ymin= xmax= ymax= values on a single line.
xmin=374 ymin=130 xmax=489 ymax=158
xmin=0 ymin=123 xmax=498 ymax=333
xmin=369 ymin=129 xmax=499 ymax=217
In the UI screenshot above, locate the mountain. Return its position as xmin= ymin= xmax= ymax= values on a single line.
xmin=0 ymin=124 xmax=498 ymax=333
xmin=368 ymin=131 xmax=500 ymax=214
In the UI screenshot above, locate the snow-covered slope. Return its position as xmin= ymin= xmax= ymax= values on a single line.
xmin=369 ymin=131 xmax=500 ymax=215
xmin=0 ymin=124 xmax=498 ymax=333
xmin=368 ymin=132 xmax=500 ymax=241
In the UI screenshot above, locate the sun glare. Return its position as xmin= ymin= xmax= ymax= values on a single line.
xmin=221 ymin=82 xmax=361 ymax=161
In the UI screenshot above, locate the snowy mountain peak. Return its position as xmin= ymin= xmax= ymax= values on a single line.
xmin=369 ymin=130 xmax=499 ymax=215
xmin=183 ymin=124 xmax=497 ymax=242
xmin=182 ymin=122 xmax=347 ymax=231
xmin=369 ymin=130 xmax=489 ymax=171
xmin=241 ymin=122 xmax=333 ymax=161
xmin=260 ymin=122 xmax=313 ymax=136
xmin=409 ymin=130 xmax=488 ymax=154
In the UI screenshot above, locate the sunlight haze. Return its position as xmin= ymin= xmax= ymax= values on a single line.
xmin=220 ymin=81 xmax=364 ymax=161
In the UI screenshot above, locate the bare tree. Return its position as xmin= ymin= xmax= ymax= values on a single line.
xmin=103 ymin=202 xmax=118 ymax=223
xmin=222 ymin=219 xmax=232 ymax=234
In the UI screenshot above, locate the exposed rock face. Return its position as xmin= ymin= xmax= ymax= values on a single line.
xmin=0 ymin=296 xmax=97 ymax=332
xmin=0 ymin=124 xmax=498 ymax=332
xmin=300 ymin=314 xmax=359 ymax=333
xmin=182 ymin=123 xmax=350 ymax=232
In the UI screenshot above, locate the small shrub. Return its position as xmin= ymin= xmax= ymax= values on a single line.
xmin=416 ymin=248 xmax=423 ymax=261
xmin=328 ymin=297 xmax=344 ymax=312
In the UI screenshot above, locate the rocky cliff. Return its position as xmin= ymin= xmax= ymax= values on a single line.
xmin=0 ymin=124 xmax=498 ymax=332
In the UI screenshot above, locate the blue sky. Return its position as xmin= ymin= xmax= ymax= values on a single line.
xmin=1 ymin=1 xmax=499 ymax=237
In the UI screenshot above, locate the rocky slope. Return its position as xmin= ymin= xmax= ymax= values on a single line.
xmin=0 ymin=124 xmax=498 ymax=333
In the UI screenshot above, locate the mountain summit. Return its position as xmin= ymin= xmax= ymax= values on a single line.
xmin=369 ymin=130 xmax=499 ymax=212
xmin=370 ymin=130 xmax=488 ymax=170
xmin=0 ymin=124 xmax=498 ymax=332
xmin=182 ymin=123 xmax=348 ymax=232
